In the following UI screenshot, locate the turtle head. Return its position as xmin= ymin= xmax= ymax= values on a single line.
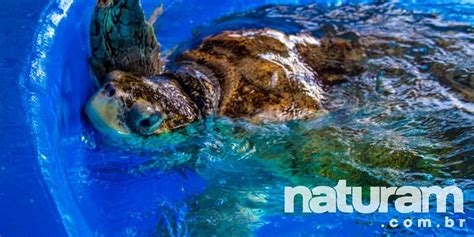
xmin=86 ymin=71 xmax=200 ymax=137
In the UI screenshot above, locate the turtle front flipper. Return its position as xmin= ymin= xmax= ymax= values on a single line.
xmin=90 ymin=0 xmax=163 ymax=84
xmin=148 ymin=3 xmax=164 ymax=25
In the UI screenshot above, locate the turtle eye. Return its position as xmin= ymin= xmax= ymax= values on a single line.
xmin=126 ymin=103 xmax=164 ymax=135
xmin=103 ymin=83 xmax=116 ymax=97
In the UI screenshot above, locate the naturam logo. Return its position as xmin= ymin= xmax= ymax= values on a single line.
xmin=284 ymin=180 xmax=464 ymax=214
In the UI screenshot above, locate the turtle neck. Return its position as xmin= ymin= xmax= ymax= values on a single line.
xmin=169 ymin=61 xmax=222 ymax=117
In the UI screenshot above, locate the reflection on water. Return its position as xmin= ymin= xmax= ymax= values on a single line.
xmin=56 ymin=1 xmax=474 ymax=236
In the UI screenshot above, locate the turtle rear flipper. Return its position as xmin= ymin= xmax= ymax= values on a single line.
xmin=90 ymin=0 xmax=163 ymax=84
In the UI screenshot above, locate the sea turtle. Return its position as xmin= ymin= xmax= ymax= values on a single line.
xmin=86 ymin=0 xmax=365 ymax=137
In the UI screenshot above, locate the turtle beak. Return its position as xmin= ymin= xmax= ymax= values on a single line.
xmin=86 ymin=90 xmax=131 ymax=136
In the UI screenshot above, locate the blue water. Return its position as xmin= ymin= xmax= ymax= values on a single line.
xmin=0 ymin=0 xmax=472 ymax=236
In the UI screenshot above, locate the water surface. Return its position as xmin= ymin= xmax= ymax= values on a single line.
xmin=22 ymin=0 xmax=473 ymax=236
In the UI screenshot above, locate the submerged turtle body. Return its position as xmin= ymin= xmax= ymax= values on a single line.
xmin=174 ymin=29 xmax=364 ymax=122
xmin=90 ymin=0 xmax=162 ymax=83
